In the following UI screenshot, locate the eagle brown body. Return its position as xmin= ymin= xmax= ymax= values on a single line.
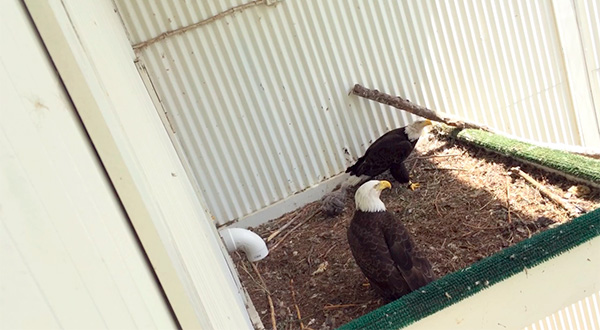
xmin=347 ymin=180 xmax=435 ymax=301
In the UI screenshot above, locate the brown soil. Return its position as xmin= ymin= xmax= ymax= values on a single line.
xmin=231 ymin=134 xmax=600 ymax=330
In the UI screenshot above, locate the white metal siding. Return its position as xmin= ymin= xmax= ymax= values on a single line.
xmin=115 ymin=0 xmax=597 ymax=224
xmin=0 ymin=1 xmax=176 ymax=328
xmin=25 ymin=0 xmax=257 ymax=327
xmin=575 ymin=0 xmax=600 ymax=130
xmin=524 ymin=291 xmax=600 ymax=330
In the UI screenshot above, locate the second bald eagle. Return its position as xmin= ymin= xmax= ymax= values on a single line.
xmin=347 ymin=180 xmax=435 ymax=301
xmin=346 ymin=120 xmax=432 ymax=189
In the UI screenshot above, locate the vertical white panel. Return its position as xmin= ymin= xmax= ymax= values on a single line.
xmin=0 ymin=0 xmax=175 ymax=328
xmin=525 ymin=291 xmax=600 ymax=330
xmin=114 ymin=0 xmax=594 ymax=224
xmin=574 ymin=0 xmax=600 ymax=143
xmin=24 ymin=0 xmax=256 ymax=328
xmin=553 ymin=0 xmax=600 ymax=147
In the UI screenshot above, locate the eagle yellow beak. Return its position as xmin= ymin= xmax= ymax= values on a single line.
xmin=376 ymin=180 xmax=392 ymax=191
xmin=423 ymin=119 xmax=432 ymax=126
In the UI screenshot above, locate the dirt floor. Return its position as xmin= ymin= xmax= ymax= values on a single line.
xmin=231 ymin=133 xmax=600 ymax=330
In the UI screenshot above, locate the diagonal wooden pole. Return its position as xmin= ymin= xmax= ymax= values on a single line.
xmin=350 ymin=84 xmax=491 ymax=131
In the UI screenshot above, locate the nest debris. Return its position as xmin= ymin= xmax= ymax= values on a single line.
xmin=232 ymin=133 xmax=600 ymax=330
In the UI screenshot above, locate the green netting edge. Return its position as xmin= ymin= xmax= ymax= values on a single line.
xmin=447 ymin=128 xmax=600 ymax=184
xmin=337 ymin=208 xmax=600 ymax=330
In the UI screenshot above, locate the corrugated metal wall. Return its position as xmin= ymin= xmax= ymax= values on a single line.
xmin=576 ymin=0 xmax=600 ymax=124
xmin=114 ymin=0 xmax=599 ymax=224
xmin=524 ymin=291 xmax=600 ymax=330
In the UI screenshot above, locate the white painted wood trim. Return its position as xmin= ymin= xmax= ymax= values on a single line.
xmin=405 ymin=236 xmax=600 ymax=330
xmin=1 ymin=0 xmax=176 ymax=327
xmin=552 ymin=0 xmax=600 ymax=148
xmin=23 ymin=0 xmax=253 ymax=328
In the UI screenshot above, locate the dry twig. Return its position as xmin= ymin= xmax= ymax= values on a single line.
xmin=478 ymin=197 xmax=496 ymax=210
xmin=289 ymin=279 xmax=305 ymax=329
xmin=423 ymin=167 xmax=468 ymax=171
xmin=506 ymin=176 xmax=512 ymax=224
xmin=237 ymin=254 xmax=267 ymax=292
xmin=463 ymin=222 xmax=506 ymax=231
xmin=323 ymin=303 xmax=362 ymax=310
xmin=252 ymin=263 xmax=277 ymax=330
xmin=267 ymin=210 xmax=304 ymax=242
xmin=350 ymin=84 xmax=490 ymax=131
xmin=509 ymin=167 xmax=582 ymax=218
xmin=322 ymin=244 xmax=338 ymax=259
xmin=434 ymin=191 xmax=443 ymax=217
xmin=417 ymin=153 xmax=463 ymax=159
xmin=270 ymin=209 xmax=321 ymax=251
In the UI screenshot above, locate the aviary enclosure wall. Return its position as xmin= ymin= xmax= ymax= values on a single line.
xmin=114 ymin=0 xmax=600 ymax=226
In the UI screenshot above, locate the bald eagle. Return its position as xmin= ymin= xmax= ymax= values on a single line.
xmin=346 ymin=120 xmax=432 ymax=189
xmin=347 ymin=180 xmax=435 ymax=301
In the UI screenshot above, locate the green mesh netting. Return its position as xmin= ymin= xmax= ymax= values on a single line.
xmin=447 ymin=128 xmax=600 ymax=184
xmin=338 ymin=209 xmax=599 ymax=330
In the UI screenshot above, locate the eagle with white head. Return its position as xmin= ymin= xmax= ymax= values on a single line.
xmin=345 ymin=120 xmax=432 ymax=189
xmin=347 ymin=180 xmax=436 ymax=300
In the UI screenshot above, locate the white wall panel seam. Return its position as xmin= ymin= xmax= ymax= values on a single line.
xmin=172 ymin=38 xmax=250 ymax=217
xmin=175 ymin=33 xmax=259 ymax=216
xmin=209 ymin=26 xmax=285 ymax=206
xmin=486 ymin=1 xmax=518 ymax=133
xmin=297 ymin=3 xmax=344 ymax=176
xmin=577 ymin=0 xmax=600 ymax=138
xmin=305 ymin=1 xmax=352 ymax=170
xmin=316 ymin=1 xmax=371 ymax=154
xmin=476 ymin=1 xmax=506 ymax=130
xmin=364 ymin=3 xmax=397 ymax=127
xmin=527 ymin=1 xmax=558 ymax=144
xmin=540 ymin=1 xmax=576 ymax=144
xmin=314 ymin=1 xmax=375 ymax=163
xmin=282 ymin=3 xmax=336 ymax=178
xmin=499 ymin=2 xmax=528 ymax=138
xmin=431 ymin=2 xmax=465 ymax=121
xmin=255 ymin=8 xmax=319 ymax=188
xmin=420 ymin=1 xmax=452 ymax=120
xmin=239 ymin=13 xmax=308 ymax=193
xmin=203 ymin=25 xmax=274 ymax=211
xmin=146 ymin=41 xmax=240 ymax=219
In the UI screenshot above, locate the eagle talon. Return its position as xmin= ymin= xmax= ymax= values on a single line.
xmin=408 ymin=182 xmax=420 ymax=191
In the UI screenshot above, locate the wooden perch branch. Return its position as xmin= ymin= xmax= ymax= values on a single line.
xmin=351 ymin=84 xmax=600 ymax=160
xmin=509 ymin=167 xmax=583 ymax=218
xmin=350 ymin=84 xmax=491 ymax=131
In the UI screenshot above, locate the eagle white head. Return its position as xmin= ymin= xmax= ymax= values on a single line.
xmin=405 ymin=119 xmax=432 ymax=141
xmin=355 ymin=180 xmax=392 ymax=212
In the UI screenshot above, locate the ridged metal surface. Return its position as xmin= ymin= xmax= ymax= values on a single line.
xmin=576 ymin=0 xmax=600 ymax=117
xmin=524 ymin=291 xmax=600 ymax=330
xmin=116 ymin=0 xmax=591 ymax=224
